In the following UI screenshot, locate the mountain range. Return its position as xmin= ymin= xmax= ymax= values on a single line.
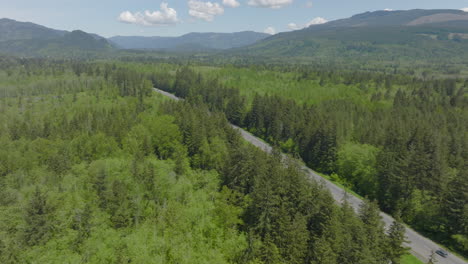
xmin=311 ymin=9 xmax=468 ymax=28
xmin=0 ymin=18 xmax=112 ymax=57
xmin=0 ymin=18 xmax=67 ymax=42
xmin=237 ymin=9 xmax=468 ymax=62
xmin=1 ymin=9 xmax=468 ymax=62
xmin=109 ymin=32 xmax=269 ymax=51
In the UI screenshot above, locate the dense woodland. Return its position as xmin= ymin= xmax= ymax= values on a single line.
xmin=151 ymin=64 xmax=468 ymax=257
xmin=0 ymin=58 xmax=417 ymax=263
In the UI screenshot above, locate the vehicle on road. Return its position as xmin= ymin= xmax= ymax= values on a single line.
xmin=436 ymin=249 xmax=449 ymax=258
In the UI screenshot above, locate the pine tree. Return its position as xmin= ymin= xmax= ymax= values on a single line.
xmin=107 ymin=180 xmax=132 ymax=229
xmin=93 ymin=164 xmax=107 ymax=209
xmin=386 ymin=212 xmax=410 ymax=264
xmin=23 ymin=187 xmax=54 ymax=246
xmin=259 ymin=234 xmax=283 ymax=264
xmin=72 ymin=204 xmax=92 ymax=251
xmin=444 ymin=170 xmax=468 ymax=235
xmin=226 ymin=93 xmax=245 ymax=125
xmin=173 ymin=144 xmax=189 ymax=176
xmin=359 ymin=199 xmax=386 ymax=263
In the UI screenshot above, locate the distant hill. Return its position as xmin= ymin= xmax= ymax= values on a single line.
xmin=0 ymin=18 xmax=66 ymax=42
xmin=309 ymin=9 xmax=468 ymax=29
xmin=3 ymin=10 xmax=468 ymax=63
xmin=0 ymin=18 xmax=113 ymax=57
xmin=235 ymin=9 xmax=468 ymax=63
xmin=109 ymin=31 xmax=269 ymax=51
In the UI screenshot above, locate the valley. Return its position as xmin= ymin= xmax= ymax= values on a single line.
xmin=0 ymin=5 xmax=467 ymax=264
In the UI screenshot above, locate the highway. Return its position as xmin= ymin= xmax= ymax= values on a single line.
xmin=153 ymin=88 xmax=467 ymax=264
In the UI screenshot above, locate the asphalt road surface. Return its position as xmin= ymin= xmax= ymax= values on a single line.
xmin=153 ymin=88 xmax=467 ymax=264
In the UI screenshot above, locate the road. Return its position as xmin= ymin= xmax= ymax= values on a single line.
xmin=153 ymin=88 xmax=467 ymax=264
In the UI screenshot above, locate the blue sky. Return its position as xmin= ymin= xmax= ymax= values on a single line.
xmin=1 ymin=0 xmax=468 ymax=37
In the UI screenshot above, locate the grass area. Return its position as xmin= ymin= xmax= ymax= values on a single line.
xmin=201 ymin=66 xmax=374 ymax=106
xmin=320 ymin=172 xmax=363 ymax=199
xmin=402 ymin=254 xmax=425 ymax=264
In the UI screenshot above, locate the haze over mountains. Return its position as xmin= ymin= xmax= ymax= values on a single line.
xmin=109 ymin=32 xmax=269 ymax=51
xmin=1 ymin=9 xmax=468 ymax=60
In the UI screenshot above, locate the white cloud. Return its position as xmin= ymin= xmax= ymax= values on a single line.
xmin=264 ymin=26 xmax=276 ymax=35
xmin=188 ymin=0 xmax=224 ymax=21
xmin=248 ymin=0 xmax=293 ymax=9
xmin=118 ymin=2 xmax=178 ymax=26
xmin=384 ymin=8 xmax=394 ymax=12
xmin=223 ymin=0 xmax=240 ymax=8
xmin=305 ymin=17 xmax=327 ymax=27
xmin=119 ymin=11 xmax=138 ymax=24
xmin=461 ymin=8 xmax=468 ymax=12
xmin=287 ymin=23 xmax=301 ymax=30
xmin=288 ymin=17 xmax=328 ymax=31
xmin=305 ymin=1 xmax=313 ymax=8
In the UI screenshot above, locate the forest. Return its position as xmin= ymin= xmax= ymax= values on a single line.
xmin=0 ymin=58 xmax=421 ymax=263
xmin=149 ymin=63 xmax=467 ymax=258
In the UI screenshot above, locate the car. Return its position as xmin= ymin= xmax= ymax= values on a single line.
xmin=435 ymin=249 xmax=448 ymax=258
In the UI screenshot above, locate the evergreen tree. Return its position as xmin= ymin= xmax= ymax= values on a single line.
xmin=72 ymin=204 xmax=92 ymax=250
xmin=386 ymin=212 xmax=410 ymax=264
xmin=23 ymin=187 xmax=54 ymax=246
xmin=359 ymin=199 xmax=386 ymax=263
xmin=259 ymin=234 xmax=283 ymax=264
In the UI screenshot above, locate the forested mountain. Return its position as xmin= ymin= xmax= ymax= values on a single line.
xmin=3 ymin=9 xmax=468 ymax=69
xmin=309 ymin=9 xmax=468 ymax=28
xmin=109 ymin=31 xmax=269 ymax=51
xmin=0 ymin=18 xmax=113 ymax=57
xmin=0 ymin=18 xmax=66 ymax=41
xmin=237 ymin=9 xmax=468 ymax=63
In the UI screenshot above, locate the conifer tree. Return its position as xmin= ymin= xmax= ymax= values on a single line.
xmin=359 ymin=199 xmax=386 ymax=262
xmin=386 ymin=212 xmax=410 ymax=264
xmin=23 ymin=187 xmax=54 ymax=246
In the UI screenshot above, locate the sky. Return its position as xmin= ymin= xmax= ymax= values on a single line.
xmin=1 ymin=0 xmax=468 ymax=37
